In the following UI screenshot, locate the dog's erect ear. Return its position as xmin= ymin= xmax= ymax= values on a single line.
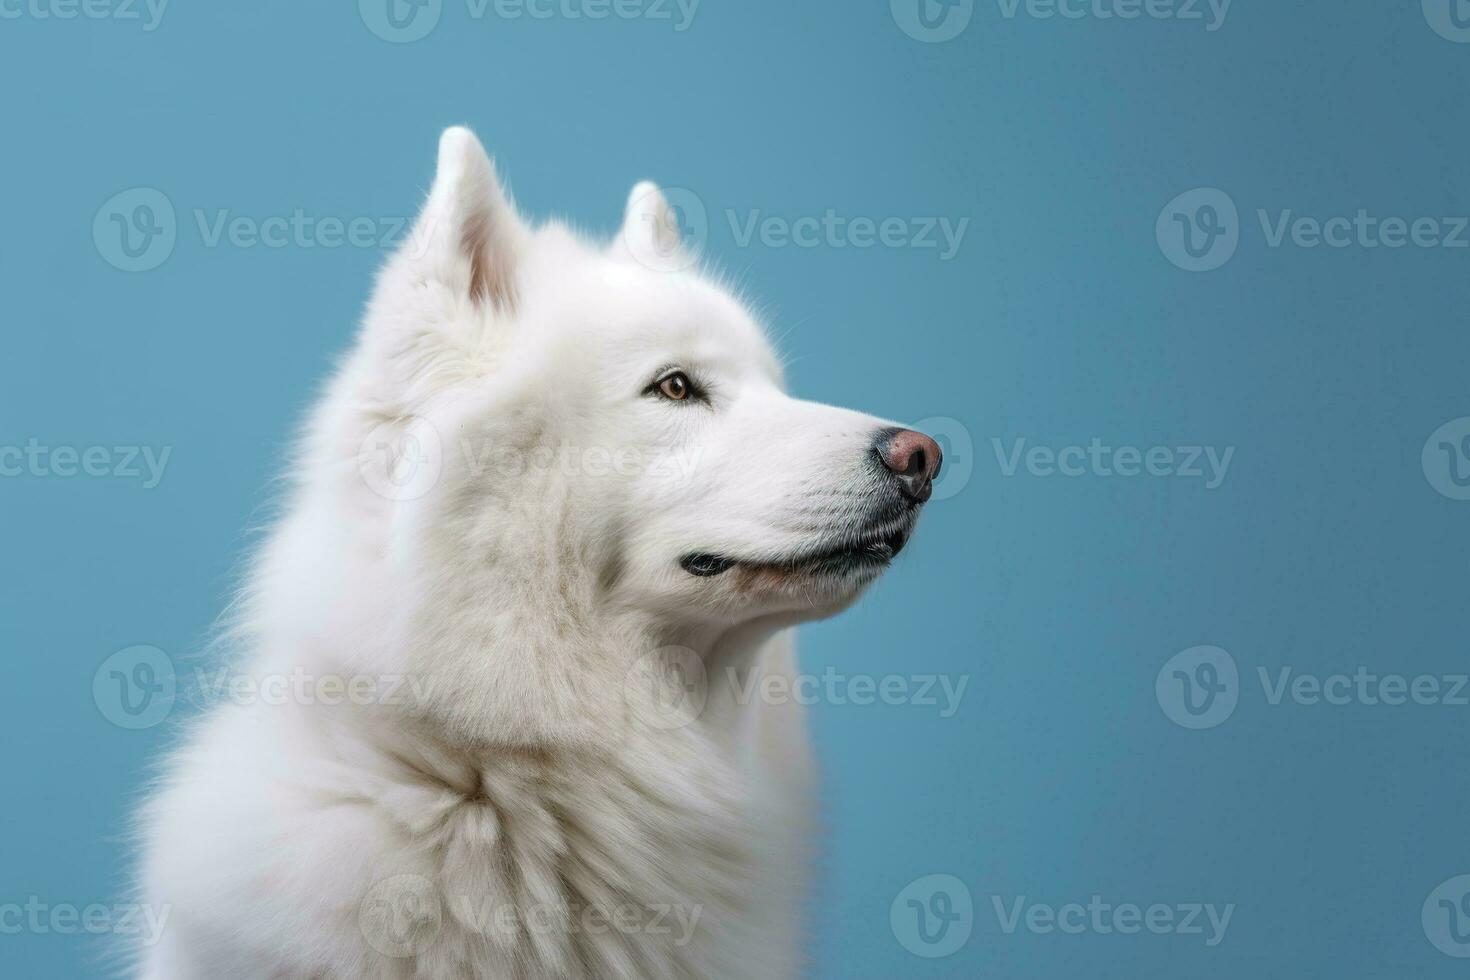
xmin=400 ymin=127 xmax=525 ymax=312
xmin=616 ymin=181 xmax=689 ymax=271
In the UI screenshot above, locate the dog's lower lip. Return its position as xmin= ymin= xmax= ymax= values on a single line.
xmin=681 ymin=553 xmax=737 ymax=577
xmin=682 ymin=524 xmax=911 ymax=579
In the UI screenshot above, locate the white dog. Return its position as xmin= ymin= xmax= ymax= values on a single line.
xmin=135 ymin=128 xmax=941 ymax=979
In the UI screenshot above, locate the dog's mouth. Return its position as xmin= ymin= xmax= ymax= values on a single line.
xmin=680 ymin=519 xmax=914 ymax=581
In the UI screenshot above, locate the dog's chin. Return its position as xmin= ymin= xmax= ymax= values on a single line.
xmin=679 ymin=517 xmax=914 ymax=607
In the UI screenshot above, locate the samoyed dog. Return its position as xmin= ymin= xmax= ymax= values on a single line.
xmin=135 ymin=128 xmax=941 ymax=979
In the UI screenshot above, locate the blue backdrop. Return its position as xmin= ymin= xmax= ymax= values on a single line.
xmin=4 ymin=1 xmax=1470 ymax=976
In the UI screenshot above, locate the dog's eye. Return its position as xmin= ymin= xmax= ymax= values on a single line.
xmin=645 ymin=368 xmax=707 ymax=405
xmin=655 ymin=371 xmax=692 ymax=402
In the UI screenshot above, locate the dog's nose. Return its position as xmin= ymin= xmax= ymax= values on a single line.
xmin=874 ymin=427 xmax=943 ymax=503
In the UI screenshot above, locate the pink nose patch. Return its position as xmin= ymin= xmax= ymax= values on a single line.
xmin=877 ymin=429 xmax=943 ymax=502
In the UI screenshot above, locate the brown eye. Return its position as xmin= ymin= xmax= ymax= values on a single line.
xmin=657 ymin=372 xmax=691 ymax=401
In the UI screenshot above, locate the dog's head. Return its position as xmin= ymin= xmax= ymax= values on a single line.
xmin=305 ymin=129 xmax=939 ymax=739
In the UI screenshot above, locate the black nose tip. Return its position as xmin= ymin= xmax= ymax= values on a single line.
xmin=873 ymin=427 xmax=943 ymax=503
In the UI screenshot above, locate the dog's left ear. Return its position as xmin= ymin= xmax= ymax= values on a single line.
xmin=398 ymin=126 xmax=526 ymax=313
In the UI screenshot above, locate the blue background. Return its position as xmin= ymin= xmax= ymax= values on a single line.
xmin=4 ymin=1 xmax=1469 ymax=976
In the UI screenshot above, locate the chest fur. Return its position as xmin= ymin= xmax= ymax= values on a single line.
xmin=353 ymin=743 xmax=762 ymax=979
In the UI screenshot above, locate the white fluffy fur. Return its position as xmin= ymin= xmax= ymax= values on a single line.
xmin=135 ymin=128 xmax=923 ymax=979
